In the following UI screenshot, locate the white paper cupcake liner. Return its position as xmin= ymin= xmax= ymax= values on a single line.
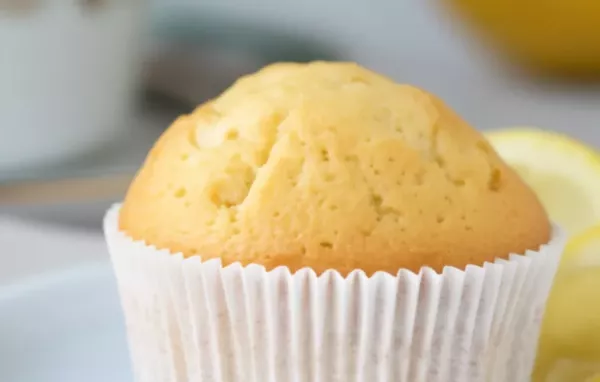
xmin=104 ymin=204 xmax=566 ymax=382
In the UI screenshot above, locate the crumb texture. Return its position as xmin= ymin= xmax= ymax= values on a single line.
xmin=120 ymin=61 xmax=551 ymax=275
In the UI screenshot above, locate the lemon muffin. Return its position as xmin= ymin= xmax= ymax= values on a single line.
xmin=119 ymin=61 xmax=549 ymax=275
xmin=105 ymin=62 xmax=565 ymax=382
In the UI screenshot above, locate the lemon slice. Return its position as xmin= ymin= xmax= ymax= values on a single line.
xmin=485 ymin=127 xmax=600 ymax=236
xmin=534 ymin=224 xmax=600 ymax=382
xmin=563 ymin=224 xmax=600 ymax=266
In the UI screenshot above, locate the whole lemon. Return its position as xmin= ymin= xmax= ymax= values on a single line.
xmin=443 ymin=0 xmax=600 ymax=78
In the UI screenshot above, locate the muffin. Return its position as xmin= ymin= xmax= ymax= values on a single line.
xmin=105 ymin=61 xmax=566 ymax=382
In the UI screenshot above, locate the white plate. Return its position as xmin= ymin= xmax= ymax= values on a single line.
xmin=0 ymin=262 xmax=132 ymax=382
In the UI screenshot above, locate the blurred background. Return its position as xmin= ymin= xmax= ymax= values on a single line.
xmin=2 ymin=0 xmax=600 ymax=224
xmin=1 ymin=0 xmax=600 ymax=380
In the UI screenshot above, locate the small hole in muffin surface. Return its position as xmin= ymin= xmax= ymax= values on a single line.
xmin=319 ymin=241 xmax=333 ymax=249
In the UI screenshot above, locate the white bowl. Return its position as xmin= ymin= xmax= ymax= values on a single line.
xmin=0 ymin=0 xmax=146 ymax=171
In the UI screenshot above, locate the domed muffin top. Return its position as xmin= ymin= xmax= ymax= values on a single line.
xmin=119 ymin=61 xmax=550 ymax=275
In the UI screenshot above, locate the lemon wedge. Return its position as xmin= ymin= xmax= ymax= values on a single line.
xmin=486 ymin=128 xmax=600 ymax=381
xmin=485 ymin=127 xmax=600 ymax=236
xmin=533 ymin=224 xmax=600 ymax=382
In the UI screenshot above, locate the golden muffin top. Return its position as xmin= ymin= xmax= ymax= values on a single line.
xmin=119 ymin=61 xmax=550 ymax=275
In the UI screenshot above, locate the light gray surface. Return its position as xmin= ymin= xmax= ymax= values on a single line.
xmin=0 ymin=263 xmax=131 ymax=382
xmin=0 ymin=212 xmax=111 ymax=286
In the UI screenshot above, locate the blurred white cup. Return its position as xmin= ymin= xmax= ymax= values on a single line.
xmin=0 ymin=0 xmax=145 ymax=171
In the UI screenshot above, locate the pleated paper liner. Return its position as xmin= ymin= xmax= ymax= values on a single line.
xmin=104 ymin=204 xmax=566 ymax=382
